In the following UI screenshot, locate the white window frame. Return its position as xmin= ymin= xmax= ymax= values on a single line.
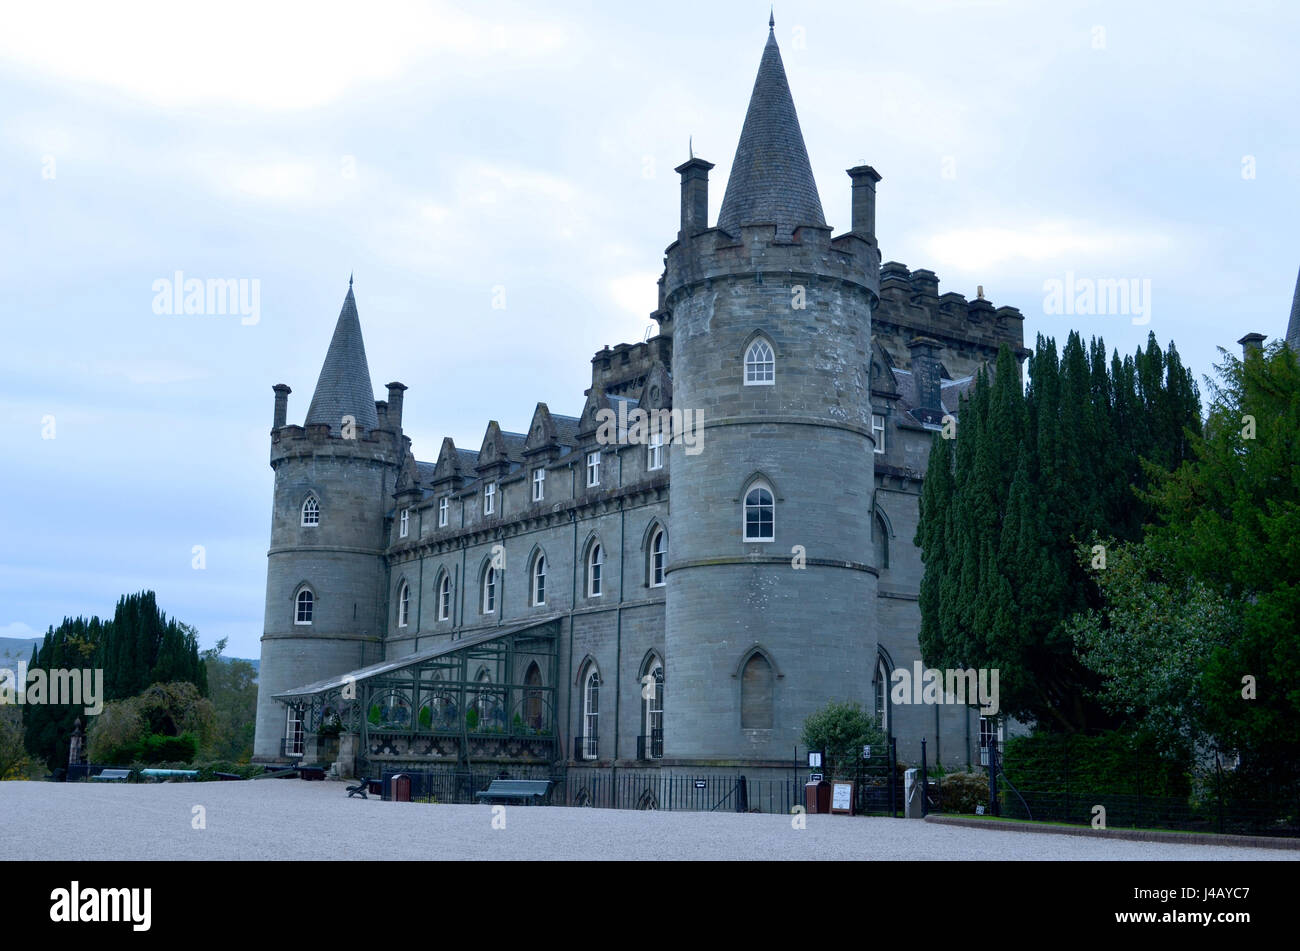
xmin=744 ymin=339 xmax=775 ymax=386
xmin=587 ymin=543 xmax=603 ymax=598
xmin=438 ymin=574 xmax=451 ymax=621
xmin=532 ymin=553 xmax=546 ymax=606
xmin=872 ymin=414 xmax=886 ymax=454
xmin=586 ymin=451 xmax=601 ymax=487
xmin=294 ymin=589 xmax=314 ymax=625
xmin=399 ymin=508 xmax=410 ymax=538
xmin=582 ymin=669 xmax=600 ymax=760
xmin=743 ymin=482 xmax=775 ymax=542
xmin=484 ymin=482 xmax=496 ymax=516
xmin=285 ymin=707 xmax=304 ymax=757
xmin=438 ymin=496 xmax=449 ymax=527
xmin=980 ymin=716 xmax=1004 ymax=750
xmin=532 ymin=467 xmax=546 ymax=502
xmin=643 ymin=662 xmax=663 ymax=759
xmin=875 ymin=658 xmax=891 ymax=731
xmin=301 ymin=496 xmax=320 ymax=526
xmin=482 ymin=566 xmax=497 ymax=614
xmin=647 ymin=432 xmax=664 ymax=471
xmin=397 ymin=581 xmax=410 ymax=627
xmin=650 ymin=528 xmax=666 ymax=587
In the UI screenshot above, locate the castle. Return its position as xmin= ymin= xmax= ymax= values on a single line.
xmin=251 ymin=19 xmax=1032 ymax=783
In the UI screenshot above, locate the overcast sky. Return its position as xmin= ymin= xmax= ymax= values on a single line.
xmin=1 ymin=0 xmax=1296 ymax=661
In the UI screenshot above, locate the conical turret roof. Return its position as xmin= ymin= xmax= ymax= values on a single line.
xmin=716 ymin=19 xmax=825 ymax=239
xmin=304 ymin=280 xmax=378 ymax=434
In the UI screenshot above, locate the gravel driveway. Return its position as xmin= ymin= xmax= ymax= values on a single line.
xmin=2 ymin=779 xmax=1294 ymax=861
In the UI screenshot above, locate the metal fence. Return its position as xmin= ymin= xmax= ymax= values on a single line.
xmin=918 ymin=738 xmax=1300 ymax=837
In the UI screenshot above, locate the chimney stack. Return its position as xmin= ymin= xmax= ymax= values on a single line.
xmin=386 ymin=382 xmax=408 ymax=430
xmin=908 ymin=337 xmax=944 ymax=414
xmin=847 ymin=165 xmax=882 ymax=242
xmin=272 ymin=384 xmax=291 ymax=429
xmin=1237 ymin=332 xmax=1266 ymax=360
xmin=675 ymin=157 xmax=715 ymax=235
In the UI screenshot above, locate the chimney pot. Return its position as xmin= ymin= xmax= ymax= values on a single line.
xmin=675 ymin=157 xmax=715 ymax=235
xmin=386 ymin=382 xmax=408 ymax=430
xmin=847 ymin=165 xmax=882 ymax=241
xmin=272 ymin=384 xmax=291 ymax=429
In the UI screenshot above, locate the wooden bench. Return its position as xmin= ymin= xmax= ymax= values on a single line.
xmin=90 ymin=769 xmax=131 ymax=782
xmin=475 ymin=779 xmax=553 ymax=805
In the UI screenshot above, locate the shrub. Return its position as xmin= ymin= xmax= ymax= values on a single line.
xmin=941 ymin=772 xmax=990 ymax=814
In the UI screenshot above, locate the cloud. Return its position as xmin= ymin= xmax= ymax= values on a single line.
xmin=0 ymin=1 xmax=571 ymax=110
xmin=0 ymin=622 xmax=38 ymax=639
xmin=918 ymin=221 xmax=1175 ymax=273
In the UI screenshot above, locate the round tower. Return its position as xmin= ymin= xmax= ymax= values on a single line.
xmin=252 ymin=281 xmax=408 ymax=761
xmin=662 ymin=21 xmax=882 ymax=762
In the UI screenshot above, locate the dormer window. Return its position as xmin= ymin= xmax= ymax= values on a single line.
xmin=647 ymin=433 xmax=664 ymax=471
xmin=484 ymin=482 xmax=496 ymax=516
xmin=399 ymin=508 xmax=410 ymax=538
xmin=438 ymin=497 xmax=449 ymax=527
xmin=586 ymin=451 xmax=601 ymax=487
xmin=301 ymin=496 xmax=320 ymax=526
xmin=872 ymin=414 xmax=886 ymax=454
xmin=744 ymin=339 xmax=775 ymax=385
xmin=532 ymin=468 xmax=545 ymax=502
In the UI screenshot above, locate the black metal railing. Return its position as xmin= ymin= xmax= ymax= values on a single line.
xmin=574 ymin=734 xmax=598 ymax=761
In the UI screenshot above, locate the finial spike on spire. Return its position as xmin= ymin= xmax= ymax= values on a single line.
xmin=349 ymin=272 xmax=353 ymax=289
xmin=769 ymin=7 xmax=774 ymax=30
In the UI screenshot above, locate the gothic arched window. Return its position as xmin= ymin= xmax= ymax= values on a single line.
xmin=482 ymin=565 xmax=497 ymax=614
xmin=301 ymin=496 xmax=320 ymax=526
xmin=438 ymin=573 xmax=452 ymax=621
xmin=397 ymin=581 xmax=410 ymax=627
xmin=531 ymin=552 xmax=547 ymax=606
xmin=743 ymin=481 xmax=775 ymax=542
xmin=582 ymin=667 xmax=600 ymax=759
xmin=587 ymin=542 xmax=604 ymax=598
xmin=740 ymin=652 xmax=774 ymax=729
xmin=744 ymin=338 xmax=775 ymax=385
xmin=649 ymin=527 xmax=667 ymax=587
xmin=295 ymin=589 xmax=314 ymax=625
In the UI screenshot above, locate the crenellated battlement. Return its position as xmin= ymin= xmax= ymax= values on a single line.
xmin=874 ymin=260 xmax=1026 ymax=377
xmin=270 ymin=421 xmax=408 ymax=468
xmin=662 ymin=222 xmax=880 ymax=311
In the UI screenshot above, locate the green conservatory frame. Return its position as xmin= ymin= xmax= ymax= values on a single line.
xmin=274 ymin=620 xmax=561 ymax=770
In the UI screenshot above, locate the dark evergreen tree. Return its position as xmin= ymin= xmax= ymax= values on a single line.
xmin=916 ymin=334 xmax=1200 ymax=732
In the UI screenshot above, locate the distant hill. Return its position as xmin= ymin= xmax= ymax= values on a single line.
xmin=0 ymin=635 xmax=257 ymax=681
xmin=0 ymin=636 xmax=40 ymax=669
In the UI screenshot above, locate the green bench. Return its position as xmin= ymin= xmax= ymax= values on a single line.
xmin=475 ymin=779 xmax=553 ymax=805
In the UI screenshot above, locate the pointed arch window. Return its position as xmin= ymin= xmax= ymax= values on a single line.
xmin=874 ymin=512 xmax=890 ymax=571
xmin=640 ymin=656 xmax=664 ymax=759
xmin=744 ymin=338 xmax=775 ymax=385
xmin=531 ymin=552 xmax=547 ymax=606
xmin=743 ymin=481 xmax=775 ymax=542
xmin=582 ymin=667 xmax=600 ymax=760
xmin=524 ymin=663 xmax=544 ymax=731
xmin=482 ymin=565 xmax=497 ymax=614
xmin=740 ymin=652 xmax=773 ymax=729
xmin=438 ymin=573 xmax=452 ymax=621
xmin=397 ymin=581 xmax=410 ymax=627
xmin=301 ymin=496 xmax=320 ymax=526
xmin=649 ymin=527 xmax=667 ymax=587
xmin=587 ymin=543 xmax=604 ymax=598
xmin=294 ymin=589 xmax=314 ymax=625
xmin=875 ymin=656 xmax=892 ymax=731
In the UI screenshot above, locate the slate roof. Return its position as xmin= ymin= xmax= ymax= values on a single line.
xmin=1288 ymin=265 xmax=1300 ymax=352
xmin=304 ymin=283 xmax=378 ymax=434
xmin=716 ymin=22 xmax=826 ymax=239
